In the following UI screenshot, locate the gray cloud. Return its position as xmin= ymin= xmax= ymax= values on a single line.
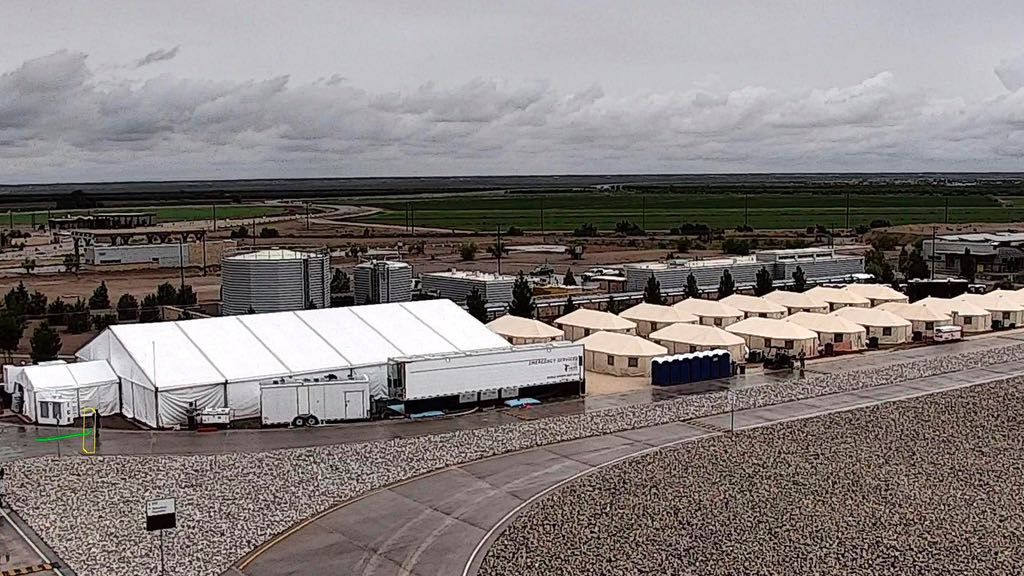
xmin=1 ymin=50 xmax=1024 ymax=183
xmin=135 ymin=45 xmax=180 ymax=68
xmin=996 ymin=53 xmax=1024 ymax=92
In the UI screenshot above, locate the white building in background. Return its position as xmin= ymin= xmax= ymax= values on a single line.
xmin=220 ymin=248 xmax=331 ymax=315
xmin=353 ymin=260 xmax=413 ymax=304
xmin=420 ymin=269 xmax=515 ymax=303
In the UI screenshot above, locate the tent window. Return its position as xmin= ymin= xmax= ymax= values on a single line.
xmin=924 ymin=322 xmax=934 ymax=330
xmin=713 ymin=318 xmax=723 ymax=326
xmin=882 ymin=327 xmax=893 ymax=336
xmin=627 ymin=357 xmax=639 ymax=368
xmin=39 ymin=401 xmax=50 ymax=419
xmin=650 ymin=322 xmax=658 ymax=331
xmin=759 ymin=313 xmax=766 ymax=318
xmin=1003 ymin=312 xmax=1011 ymax=321
xmin=764 ymin=338 xmax=772 ymax=348
xmin=833 ymin=333 xmax=843 ymax=343
xmin=689 ymin=345 xmax=697 ymax=353
xmin=584 ymin=328 xmax=591 ymax=337
xmin=963 ymin=316 xmax=972 ymax=325
xmin=607 ymin=354 xmax=615 ymax=366
xmin=784 ymin=340 xmax=794 ymax=349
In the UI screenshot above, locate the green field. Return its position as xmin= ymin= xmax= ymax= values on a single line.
xmin=3 ymin=205 xmax=286 ymax=227
xmin=359 ymin=193 xmax=1024 ymax=231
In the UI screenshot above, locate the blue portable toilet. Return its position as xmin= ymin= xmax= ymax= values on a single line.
xmin=669 ymin=355 xmax=682 ymax=385
xmin=650 ymin=358 xmax=663 ymax=386
xmin=679 ymin=354 xmax=691 ymax=384
xmin=653 ymin=357 xmax=670 ymax=386
xmin=711 ymin=351 xmax=724 ymax=378
xmin=700 ymin=352 xmax=712 ymax=381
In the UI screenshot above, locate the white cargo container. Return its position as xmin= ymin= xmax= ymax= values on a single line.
xmin=260 ymin=377 xmax=370 ymax=426
xmin=390 ymin=341 xmax=584 ymax=402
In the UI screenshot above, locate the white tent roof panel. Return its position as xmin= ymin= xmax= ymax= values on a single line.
xmin=21 ymin=361 xmax=118 ymax=391
xmin=108 ymin=323 xmax=223 ymax=389
xmin=399 ymin=299 xmax=511 ymax=352
xmin=294 ymin=307 xmax=403 ymax=366
xmin=237 ymin=312 xmax=350 ymax=373
xmin=350 ymin=304 xmax=455 ymax=356
xmin=178 ymin=316 xmax=290 ymax=381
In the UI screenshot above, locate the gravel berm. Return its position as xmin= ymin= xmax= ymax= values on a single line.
xmin=7 ymin=342 xmax=1024 ymax=576
xmin=480 ymin=376 xmax=1024 ymax=576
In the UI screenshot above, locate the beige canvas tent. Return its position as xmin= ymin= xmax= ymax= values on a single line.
xmin=805 ymin=286 xmax=871 ymax=311
xmin=486 ymin=315 xmax=565 ymax=344
xmin=842 ymin=284 xmax=909 ymax=307
xmin=725 ymin=317 xmax=818 ymax=358
xmin=719 ymin=294 xmax=789 ymax=319
xmin=876 ymin=302 xmax=953 ymax=339
xmin=618 ymin=303 xmax=698 ymax=337
xmin=832 ymin=306 xmax=912 ymax=346
xmin=785 ymin=312 xmax=867 ymax=352
xmin=648 ymin=323 xmax=747 ymax=358
xmin=577 ymin=331 xmax=667 ymax=377
xmin=672 ymin=299 xmax=744 ymax=327
xmin=917 ymin=297 xmax=991 ymax=334
xmin=553 ymin=308 xmax=637 ymax=341
xmin=957 ymin=292 xmax=1024 ymax=328
xmin=762 ymin=290 xmax=830 ymax=315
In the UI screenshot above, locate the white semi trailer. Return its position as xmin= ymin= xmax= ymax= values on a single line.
xmin=260 ymin=377 xmax=370 ymax=427
xmin=389 ymin=341 xmax=584 ymax=404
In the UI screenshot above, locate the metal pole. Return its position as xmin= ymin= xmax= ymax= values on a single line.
xmin=744 ymin=194 xmax=749 ymax=228
xmin=845 ymin=192 xmax=851 ymax=230
xmin=212 ymin=204 xmax=217 ymax=232
xmin=178 ymin=237 xmax=185 ymax=291
xmin=641 ymin=195 xmax=646 ymax=231
xmin=496 ymin=225 xmax=502 ymax=276
xmin=540 ymin=197 xmax=545 ymax=237
xmin=931 ymin=225 xmax=937 ymax=280
xmin=201 ymin=233 xmax=207 ymax=276
xmin=160 ymin=530 xmax=165 ymax=576
xmin=305 ymin=202 xmax=310 ymax=231
xmin=944 ymin=195 xmax=949 ymax=224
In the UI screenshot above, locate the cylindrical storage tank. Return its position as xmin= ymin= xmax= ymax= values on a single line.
xmin=221 ymin=248 xmax=331 ymax=315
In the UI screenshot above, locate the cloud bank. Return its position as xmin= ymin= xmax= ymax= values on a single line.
xmin=1 ymin=50 xmax=1023 ymax=183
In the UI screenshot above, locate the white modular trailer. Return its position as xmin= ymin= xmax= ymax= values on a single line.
xmin=260 ymin=377 xmax=370 ymax=426
xmin=390 ymin=341 xmax=584 ymax=403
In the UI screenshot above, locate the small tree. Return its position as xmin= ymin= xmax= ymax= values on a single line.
xmin=960 ymin=248 xmax=977 ymax=283
xmin=562 ymin=296 xmax=578 ymax=316
xmin=62 ymin=254 xmax=80 ymax=273
xmin=897 ymin=246 xmax=910 ymax=277
xmin=177 ymin=284 xmax=198 ymax=306
xmin=27 ymin=290 xmax=48 ymax=316
xmin=67 ymin=299 xmax=91 ymax=334
xmin=791 ymin=266 xmax=807 ymax=292
xmin=259 ymin=227 xmax=280 ymax=238
xmin=459 ymin=241 xmax=478 ymax=261
xmin=155 ymin=283 xmax=178 ymax=306
xmin=685 ymin=272 xmax=700 ymax=299
xmin=89 ymin=281 xmax=111 ymax=310
xmin=139 ymin=294 xmax=161 ymax=323
xmin=563 ymin=268 xmax=577 ymax=287
xmin=21 ymin=257 xmax=36 ymax=274
xmin=92 ymin=313 xmax=117 ymax=332
xmin=721 ymin=238 xmax=750 ymax=256
xmin=573 ymin=223 xmax=598 ymax=237
xmin=246 ymin=305 xmax=256 ymax=314
xmin=717 ymin=270 xmax=736 ymax=298
xmin=906 ymin=248 xmax=930 ymax=280
xmin=508 ymin=272 xmax=535 ymax=318
xmin=676 ymin=237 xmax=692 ymax=253
xmin=465 ymin=287 xmax=488 ymax=323
xmin=606 ymin=295 xmax=620 ymax=314
xmin=30 ymin=321 xmax=62 ymax=362
xmin=330 ymin=269 xmax=351 ymax=293
xmin=864 ymin=250 xmax=895 ymax=284
xmin=0 ymin=313 xmax=25 ymax=362
xmin=4 ymin=282 xmax=30 ymax=317
xmin=643 ymin=275 xmax=665 ymax=305
xmin=754 ymin=266 xmax=773 ymax=296
xmin=47 ymin=297 xmax=69 ymax=326
xmin=116 ymin=293 xmax=138 ymax=321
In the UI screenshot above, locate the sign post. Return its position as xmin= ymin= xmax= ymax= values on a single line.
xmin=146 ymin=498 xmax=176 ymax=576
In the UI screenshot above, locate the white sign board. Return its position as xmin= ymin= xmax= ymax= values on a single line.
xmin=147 ymin=498 xmax=175 ymax=516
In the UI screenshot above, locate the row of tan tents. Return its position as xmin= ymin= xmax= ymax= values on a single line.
xmin=485 ymin=286 xmax=1024 ymax=378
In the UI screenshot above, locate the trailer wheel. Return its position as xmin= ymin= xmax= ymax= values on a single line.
xmin=291 ymin=416 xmax=306 ymax=428
xmin=305 ymin=415 xmax=321 ymax=427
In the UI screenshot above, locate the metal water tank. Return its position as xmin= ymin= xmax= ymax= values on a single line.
xmin=221 ymin=248 xmax=331 ymax=315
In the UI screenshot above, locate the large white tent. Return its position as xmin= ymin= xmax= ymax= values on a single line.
xmin=3 ymin=361 xmax=119 ymax=425
xmin=832 ymin=307 xmax=912 ymax=345
xmin=648 ymin=323 xmax=747 ymax=358
xmin=917 ymin=297 xmax=992 ymax=334
xmin=762 ymin=290 xmax=830 ymax=315
xmin=618 ymin=303 xmax=697 ymax=336
xmin=726 ymin=317 xmax=819 ymax=358
xmin=805 ymin=286 xmax=871 ymax=311
xmin=672 ymin=299 xmax=744 ymax=327
xmin=842 ymin=284 xmax=908 ymax=307
xmin=785 ymin=312 xmax=867 ymax=352
xmin=719 ymin=294 xmax=788 ymax=319
xmin=77 ymin=299 xmax=511 ymax=428
xmin=554 ymin=308 xmax=637 ymax=340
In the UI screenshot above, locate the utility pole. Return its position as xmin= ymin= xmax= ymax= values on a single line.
xmin=496 ymin=225 xmax=502 ymax=276
xmin=931 ymin=225 xmax=938 ymax=280
xmin=845 ymin=192 xmax=851 ymax=230
xmin=744 ymin=194 xmax=749 ymax=228
xmin=305 ymin=202 xmax=311 ymax=231
xmin=540 ymin=196 xmax=545 ymax=237
xmin=212 ymin=204 xmax=218 ymax=232
xmin=411 ymin=205 xmax=415 ymax=236
xmin=8 ymin=210 xmax=12 ymax=230
xmin=405 ymin=203 xmax=410 ymax=235
xmin=178 ymin=236 xmax=185 ymax=292
xmin=641 ymin=195 xmax=647 ymax=231
xmin=944 ymin=195 xmax=949 ymax=224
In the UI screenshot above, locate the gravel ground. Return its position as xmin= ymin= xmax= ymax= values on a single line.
xmin=6 ymin=342 xmax=1024 ymax=576
xmin=481 ymin=377 xmax=1024 ymax=576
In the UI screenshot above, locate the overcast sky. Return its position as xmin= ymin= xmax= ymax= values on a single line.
xmin=2 ymin=0 xmax=1024 ymax=183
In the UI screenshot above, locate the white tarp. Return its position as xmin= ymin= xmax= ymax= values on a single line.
xmin=77 ymin=300 xmax=513 ymax=426
xmin=11 ymin=361 xmax=119 ymax=424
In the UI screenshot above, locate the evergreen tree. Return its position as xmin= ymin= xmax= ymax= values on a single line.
xmin=465 ymin=287 xmax=488 ymax=323
xmin=864 ymin=250 xmax=895 ymax=284
xmin=27 ymin=290 xmax=48 ymax=316
xmin=643 ymin=275 xmax=665 ymax=305
xmin=30 ymin=321 xmax=62 ymax=362
xmin=606 ymin=295 xmax=620 ymax=314
xmin=91 ymin=313 xmax=117 ymax=332
xmin=754 ymin=266 xmax=773 ymax=296
xmin=0 ymin=313 xmax=24 ymax=362
xmin=791 ymin=266 xmax=807 ymax=292
xmin=508 ymin=272 xmax=535 ymax=318
xmin=897 ymin=246 xmax=910 ymax=277
xmin=155 ymin=283 xmax=178 ymax=305
xmin=3 ymin=282 xmax=29 ymax=317
xmin=562 ymin=268 xmax=577 ymax=286
xmin=960 ymin=248 xmax=977 ymax=283
xmin=246 ymin=305 xmax=256 ymax=314
xmin=685 ymin=272 xmax=700 ymax=299
xmin=906 ymin=248 xmax=931 ymax=280
xmin=139 ymin=294 xmax=161 ymax=323
xmin=88 ymin=281 xmax=111 ymax=310
xmin=116 ymin=293 xmax=139 ymax=321
xmin=47 ymin=297 xmax=69 ymax=326
xmin=330 ymin=269 xmax=351 ymax=293
xmin=562 ymin=296 xmax=578 ymax=316
xmin=66 ymin=299 xmax=91 ymax=334
xmin=718 ymin=270 xmax=736 ymax=298
xmin=177 ymin=284 xmax=198 ymax=306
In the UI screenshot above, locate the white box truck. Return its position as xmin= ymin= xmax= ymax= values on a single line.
xmin=390 ymin=341 xmax=584 ymax=402
xmin=260 ymin=377 xmax=370 ymax=427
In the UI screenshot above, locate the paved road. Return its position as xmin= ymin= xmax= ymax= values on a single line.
xmin=4 ymin=333 xmax=1023 ymax=464
xmin=236 ymin=360 xmax=1024 ymax=576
